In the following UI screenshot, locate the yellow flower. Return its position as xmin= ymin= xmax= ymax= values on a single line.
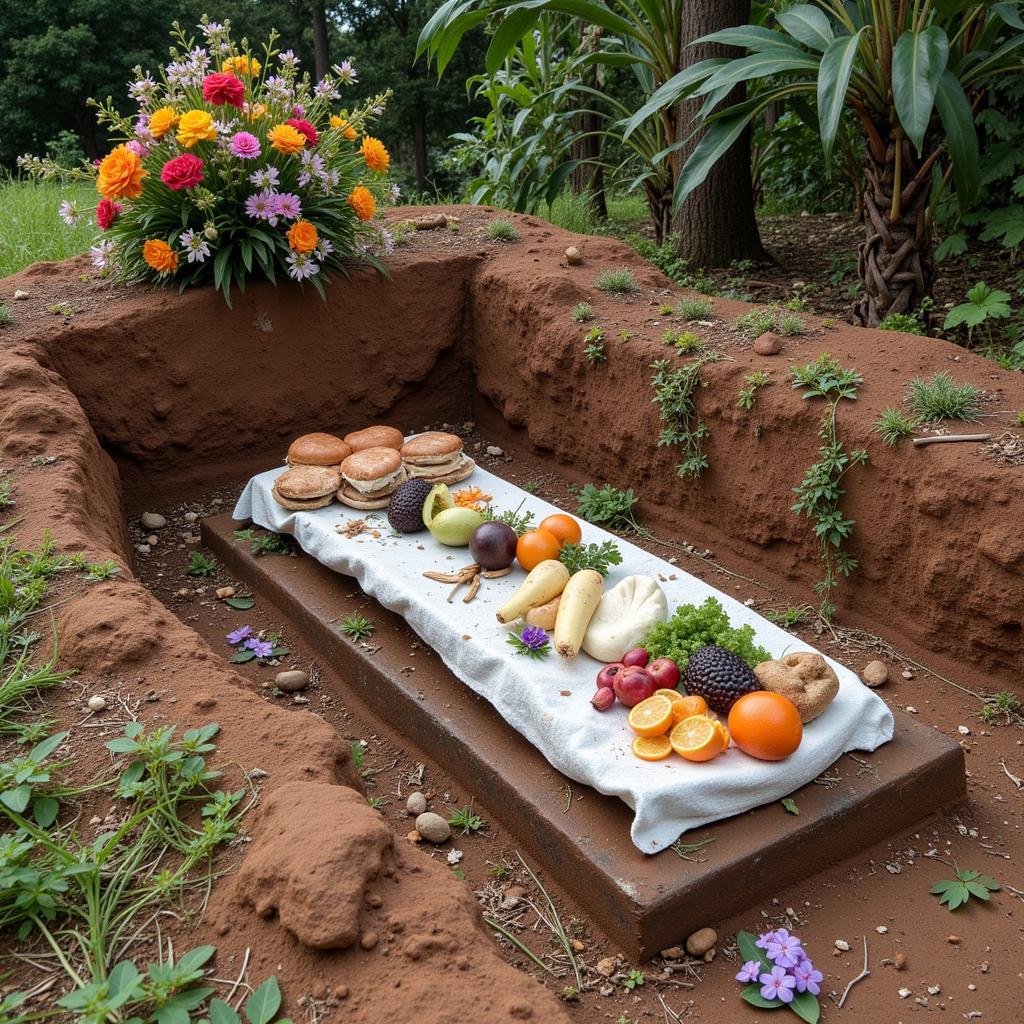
xmin=359 ymin=136 xmax=390 ymax=174
xmin=143 ymin=239 xmax=179 ymax=275
xmin=246 ymin=102 xmax=267 ymax=120
xmin=223 ymin=55 xmax=261 ymax=77
xmin=148 ymin=106 xmax=178 ymax=140
xmin=176 ymin=109 xmax=217 ymax=148
xmin=330 ymin=115 xmax=357 ymax=141
xmin=268 ymin=122 xmax=306 ymax=156
xmin=347 ymin=186 xmax=376 ymax=222
xmin=286 ymin=219 xmax=319 ymax=254
xmin=96 ymin=145 xmax=148 ymax=200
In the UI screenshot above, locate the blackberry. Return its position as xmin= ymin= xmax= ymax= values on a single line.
xmin=684 ymin=645 xmax=761 ymax=714
xmin=387 ymin=478 xmax=434 ymax=533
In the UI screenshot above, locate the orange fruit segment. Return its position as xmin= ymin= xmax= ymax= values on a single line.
xmin=670 ymin=714 xmax=727 ymax=763
xmin=657 ymin=690 xmax=710 ymax=724
xmin=628 ymin=694 xmax=675 ymax=737
xmin=631 ymin=734 xmax=673 ymax=761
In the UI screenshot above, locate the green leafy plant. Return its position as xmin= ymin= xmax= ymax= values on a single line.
xmin=944 ymin=282 xmax=1012 ymax=338
xmin=931 ymin=868 xmax=1000 ymax=911
xmin=486 ymin=218 xmax=519 ymax=242
xmin=781 ymin=798 xmax=800 ymax=815
xmin=663 ymin=328 xmax=701 ymax=353
xmin=738 ymin=370 xmax=772 ymax=410
xmin=583 ymin=326 xmax=606 ymax=364
xmin=644 ymin=596 xmax=770 ymax=671
xmin=0 ymin=304 xmax=13 ymax=329
xmin=251 ymin=533 xmax=292 ymax=557
xmin=570 ymin=302 xmax=594 ymax=323
xmin=651 ymin=354 xmax=718 ymax=478
xmin=184 ymin=551 xmax=217 ymax=577
xmin=558 ymin=541 xmax=623 ymax=577
xmin=778 ymin=313 xmax=806 ymax=337
xmin=484 ymin=500 xmax=534 ymax=537
xmin=339 ymin=613 xmax=375 ymax=641
xmin=874 ymin=407 xmax=918 ymax=446
xmin=734 ymin=308 xmax=777 ymax=338
xmin=766 ymin=605 xmax=811 ymax=629
xmin=48 ymin=301 xmax=75 ymax=317
xmin=448 ymin=804 xmax=487 ymax=835
xmin=78 ymin=558 xmax=120 ymax=581
xmin=594 ymin=268 xmax=637 ymax=294
xmin=978 ymin=690 xmax=1022 ymax=726
xmin=575 ymin=484 xmax=646 ymax=535
xmin=878 ymin=311 xmax=925 ymax=334
xmin=908 ymin=372 xmax=982 ymax=423
xmin=790 ymin=354 xmax=868 ymax=621
xmin=0 ymin=478 xmax=14 ymax=511
xmin=623 ymin=969 xmax=645 ymax=990
xmin=659 ymin=304 xmax=674 ymax=316
xmin=676 ymin=298 xmax=714 ymax=320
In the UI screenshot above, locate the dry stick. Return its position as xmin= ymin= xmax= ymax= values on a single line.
xmin=838 ymin=936 xmax=870 ymax=1009
xmin=656 ymin=992 xmax=684 ymax=1024
xmin=225 ymin=946 xmax=252 ymax=1003
xmin=1000 ymin=760 xmax=1023 ymax=789
xmin=912 ymin=434 xmax=991 ymax=446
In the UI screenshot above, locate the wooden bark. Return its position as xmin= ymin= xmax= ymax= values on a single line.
xmin=311 ymin=0 xmax=330 ymax=82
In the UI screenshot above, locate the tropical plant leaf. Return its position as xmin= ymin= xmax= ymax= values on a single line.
xmin=892 ymin=26 xmax=950 ymax=151
xmin=818 ymin=29 xmax=866 ymax=162
xmin=934 ymin=69 xmax=980 ymax=207
xmin=777 ymin=4 xmax=835 ymax=51
xmin=673 ymin=106 xmax=757 ymax=212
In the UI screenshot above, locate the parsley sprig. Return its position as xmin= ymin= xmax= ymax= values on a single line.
xmin=558 ymin=540 xmax=622 ymax=577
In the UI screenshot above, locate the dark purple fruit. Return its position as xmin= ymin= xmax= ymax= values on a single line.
xmin=684 ymin=645 xmax=761 ymax=714
xmin=469 ymin=521 xmax=518 ymax=570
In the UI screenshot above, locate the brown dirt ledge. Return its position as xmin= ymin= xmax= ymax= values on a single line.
xmin=0 ymin=204 xmax=1020 ymax=1015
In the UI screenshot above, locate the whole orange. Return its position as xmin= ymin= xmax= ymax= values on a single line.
xmin=538 ymin=513 xmax=582 ymax=547
xmin=727 ymin=691 xmax=803 ymax=761
xmin=516 ymin=529 xmax=562 ymax=571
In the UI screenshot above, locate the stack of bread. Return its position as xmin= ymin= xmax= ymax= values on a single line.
xmin=271 ymin=426 xmax=476 ymax=512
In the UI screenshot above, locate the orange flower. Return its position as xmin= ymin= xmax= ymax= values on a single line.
xmin=359 ymin=136 xmax=390 ymax=174
xmin=286 ymin=219 xmax=319 ymax=254
xmin=176 ymin=109 xmax=217 ymax=148
xmin=222 ymin=54 xmax=262 ymax=77
xmin=330 ymin=115 xmax=357 ymax=141
xmin=148 ymin=106 xmax=178 ymax=140
xmin=96 ymin=145 xmax=148 ymax=200
xmin=143 ymin=239 xmax=178 ymax=275
xmin=347 ymin=186 xmax=376 ymax=222
xmin=268 ymin=122 xmax=306 ymax=155
xmin=246 ymin=102 xmax=267 ymax=120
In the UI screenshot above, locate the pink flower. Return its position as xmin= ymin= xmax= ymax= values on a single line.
xmin=285 ymin=117 xmax=318 ymax=146
xmin=126 ymin=139 xmax=148 ymax=157
xmin=202 ymin=71 xmax=245 ymax=108
xmin=229 ymin=131 xmax=261 ymax=159
xmin=161 ymin=153 xmax=205 ymax=191
xmin=96 ymin=198 xmax=122 ymax=230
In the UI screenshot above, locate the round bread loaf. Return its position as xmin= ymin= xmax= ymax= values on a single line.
xmin=274 ymin=464 xmax=341 ymax=500
xmin=344 ymin=424 xmax=404 ymax=452
xmin=286 ymin=432 xmax=351 ymax=467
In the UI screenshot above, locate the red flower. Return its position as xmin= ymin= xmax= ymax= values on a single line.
xmin=161 ymin=153 xmax=205 ymax=191
xmin=96 ymin=198 xmax=123 ymax=230
xmin=285 ymin=117 xmax=318 ymax=147
xmin=202 ymin=71 xmax=245 ymax=108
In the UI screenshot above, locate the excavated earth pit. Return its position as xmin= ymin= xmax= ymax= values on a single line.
xmin=1 ymin=206 xmax=1022 ymax=1021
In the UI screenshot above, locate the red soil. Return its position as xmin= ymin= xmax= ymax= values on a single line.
xmin=0 ymin=206 xmax=1021 ymax=1021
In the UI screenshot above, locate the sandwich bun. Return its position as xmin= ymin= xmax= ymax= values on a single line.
xmin=274 ymin=464 xmax=341 ymax=501
xmin=405 ymin=453 xmax=476 ymax=485
xmin=344 ymin=424 xmax=405 ymax=452
xmin=286 ymin=432 xmax=352 ymax=467
xmin=400 ymin=431 xmax=464 ymax=466
xmin=336 ymin=485 xmax=393 ymax=510
xmin=271 ymin=488 xmax=334 ymax=512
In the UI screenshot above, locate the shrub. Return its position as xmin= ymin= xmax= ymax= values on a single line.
xmin=878 ymin=311 xmax=925 ymax=334
xmin=594 ymin=267 xmax=637 ymax=293
xmin=486 ymin=218 xmax=519 ymax=241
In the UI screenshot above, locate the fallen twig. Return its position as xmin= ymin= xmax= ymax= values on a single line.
xmin=838 ymin=936 xmax=869 ymax=1009
xmin=1000 ymin=760 xmax=1022 ymax=789
xmin=912 ymin=433 xmax=991 ymax=446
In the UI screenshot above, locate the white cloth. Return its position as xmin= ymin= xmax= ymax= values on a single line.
xmin=234 ymin=463 xmax=893 ymax=853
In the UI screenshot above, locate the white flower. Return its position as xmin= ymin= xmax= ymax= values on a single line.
xmin=316 ymin=238 xmax=334 ymax=260
xmin=286 ymin=251 xmax=320 ymax=281
xmin=58 ymin=200 xmax=82 ymax=226
xmin=90 ymin=240 xmax=115 ymax=270
xmin=179 ymin=228 xmax=211 ymax=264
xmin=333 ymin=60 xmax=357 ymax=85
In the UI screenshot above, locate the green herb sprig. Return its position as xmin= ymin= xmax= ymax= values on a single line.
xmin=558 ymin=540 xmax=622 ymax=577
xmin=484 ymin=500 xmax=535 ymax=537
xmin=931 ymin=868 xmax=1000 ymax=911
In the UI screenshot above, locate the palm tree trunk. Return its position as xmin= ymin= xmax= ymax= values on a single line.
xmin=855 ymin=131 xmax=936 ymax=327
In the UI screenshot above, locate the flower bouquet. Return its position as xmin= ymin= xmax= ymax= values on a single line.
xmin=733 ymin=929 xmax=822 ymax=1023
xmin=36 ymin=18 xmax=395 ymax=303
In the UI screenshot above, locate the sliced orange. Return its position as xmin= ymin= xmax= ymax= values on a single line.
xmin=670 ymin=715 xmax=727 ymax=763
xmin=715 ymin=720 xmax=731 ymax=749
xmin=628 ymin=694 xmax=675 ymax=737
xmin=632 ymin=734 xmax=673 ymax=761
xmin=656 ymin=690 xmax=709 ymax=724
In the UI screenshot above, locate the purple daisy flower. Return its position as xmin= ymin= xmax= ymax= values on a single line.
xmin=273 ymin=192 xmax=302 ymax=221
xmin=765 ymin=929 xmax=805 ymax=969
xmin=759 ymin=965 xmax=796 ymax=1004
xmin=244 ymin=638 xmax=274 ymax=659
xmin=226 ymin=625 xmax=251 ymax=645
xmin=792 ymin=958 xmax=823 ymax=996
xmin=244 ymin=189 xmax=279 ymax=225
xmin=735 ymin=960 xmax=761 ymax=984
xmin=229 ymin=131 xmax=261 ymax=159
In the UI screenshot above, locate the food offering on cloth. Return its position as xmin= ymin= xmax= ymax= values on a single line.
xmin=271 ymin=465 xmax=341 ymax=511
xmin=338 ymin=447 xmax=408 ymax=510
xmin=286 ymin=432 xmax=352 ymax=468
xmin=400 ymin=431 xmax=475 ymax=484
xmin=344 ymin=424 xmax=405 ymax=452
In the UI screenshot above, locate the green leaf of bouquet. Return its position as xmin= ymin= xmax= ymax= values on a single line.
xmin=791 ymin=990 xmax=820 ymax=1023
xmin=740 ymin=984 xmax=783 ymax=1009
xmin=736 ymin=931 xmax=773 ymax=971
xmin=225 ymin=597 xmax=255 ymax=610
xmin=230 ymin=650 xmax=257 ymax=664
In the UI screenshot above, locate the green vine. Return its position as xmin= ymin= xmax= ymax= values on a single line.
xmin=651 ymin=352 xmax=719 ymax=478
xmin=790 ymin=354 xmax=869 ymax=621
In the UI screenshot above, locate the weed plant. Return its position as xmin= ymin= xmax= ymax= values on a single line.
xmin=874 ymin=407 xmax=918 ymax=446
xmin=734 ymin=307 xmax=777 ymax=337
xmin=570 ymin=302 xmax=593 ymax=323
xmin=738 ymin=371 xmax=771 ymax=410
xmin=777 ymin=313 xmax=806 ymax=336
xmin=485 ymin=218 xmax=519 ymax=242
xmin=0 ymin=304 xmax=13 ymax=329
xmin=677 ymin=298 xmax=714 ymax=320
xmin=650 ymin=353 xmax=719 ymax=478
xmin=594 ymin=267 xmax=637 ymax=294
xmin=908 ymin=372 xmax=982 ymax=423
xmin=583 ymin=326 xmax=606 ymax=363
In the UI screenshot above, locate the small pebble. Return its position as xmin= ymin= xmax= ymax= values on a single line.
xmin=359 ymin=931 xmax=379 ymax=951
xmin=406 ymin=792 xmax=427 ymax=815
xmin=685 ymin=927 xmax=717 ymax=957
xmin=898 ymin=987 xmax=912 ymax=999
xmin=906 ymin=705 xmax=918 ymax=714
xmin=140 ymin=512 xmax=167 ymax=530
xmin=876 ymin=925 xmax=888 ymax=934
xmin=13 ymin=289 xmax=28 ymax=300
xmin=446 ymin=849 xmax=463 ymax=865
xmin=504 ymin=885 xmax=527 ymax=900
xmin=135 ymin=544 xmax=151 ymax=556
xmin=753 ymin=331 xmax=783 ymax=355
xmin=968 ymin=984 xmax=977 ymax=991
xmin=835 ymin=939 xmax=851 ymax=951
xmin=894 ymin=952 xmax=908 ymax=970
xmin=596 ymin=957 xmax=617 ymax=978
xmin=861 ymin=660 xmax=889 ymax=687
xmin=660 ymin=946 xmax=684 ymax=960
xmin=88 ymin=695 xmax=107 ymax=712
xmin=215 ymin=586 xmax=236 ymax=600
xmin=414 ymin=811 xmax=451 ymax=844
xmin=958 ymin=725 xmax=971 ymax=736
xmin=146 ymin=534 xmax=158 ymax=546
xmin=564 ymin=245 xmax=583 ymax=266
xmin=183 ymin=511 xmax=199 ymax=523
xmin=928 ymin=985 xmax=941 ymax=996
xmin=485 ymin=445 xmax=504 ymax=456
xmin=274 ymin=670 xmax=309 ymax=693
xmin=947 ymin=935 xmax=961 ymax=945
xmin=901 ymin=670 xmax=913 ymax=680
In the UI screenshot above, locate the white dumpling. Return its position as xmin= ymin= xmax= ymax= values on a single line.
xmin=582 ymin=575 xmax=668 ymax=663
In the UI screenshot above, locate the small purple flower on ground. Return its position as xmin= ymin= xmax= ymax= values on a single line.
xmin=759 ymin=966 xmax=796 ymax=1004
xmin=792 ymin=958 xmax=823 ymax=996
xmin=520 ymin=626 xmax=549 ymax=651
xmin=765 ymin=929 xmax=805 ymax=968
xmin=226 ymin=625 xmax=251 ymax=645
xmin=735 ymin=960 xmax=761 ymax=984
xmin=244 ymin=638 xmax=274 ymax=658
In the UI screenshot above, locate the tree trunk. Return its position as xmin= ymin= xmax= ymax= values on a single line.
xmin=412 ymin=103 xmax=428 ymax=191
xmin=311 ymin=0 xmax=330 ymax=81
xmin=570 ymin=23 xmax=607 ymax=219
xmin=673 ymin=0 xmax=763 ymax=266
xmin=854 ymin=130 xmax=935 ymax=326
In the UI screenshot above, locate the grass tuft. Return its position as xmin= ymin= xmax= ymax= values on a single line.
xmin=570 ymin=301 xmax=594 ymax=323
xmin=676 ymin=297 xmax=714 ymax=320
xmin=485 ymin=218 xmax=519 ymax=242
xmin=594 ymin=267 xmax=637 ymax=294
xmin=874 ymin=407 xmax=918 ymax=446
xmin=907 ymin=372 xmax=982 ymax=423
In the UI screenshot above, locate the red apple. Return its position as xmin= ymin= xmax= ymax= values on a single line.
xmin=647 ymin=657 xmax=681 ymax=690
xmin=596 ymin=662 xmax=626 ymax=691
xmin=613 ymin=666 xmax=657 ymax=708
xmin=621 ymin=647 xmax=650 ymax=668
